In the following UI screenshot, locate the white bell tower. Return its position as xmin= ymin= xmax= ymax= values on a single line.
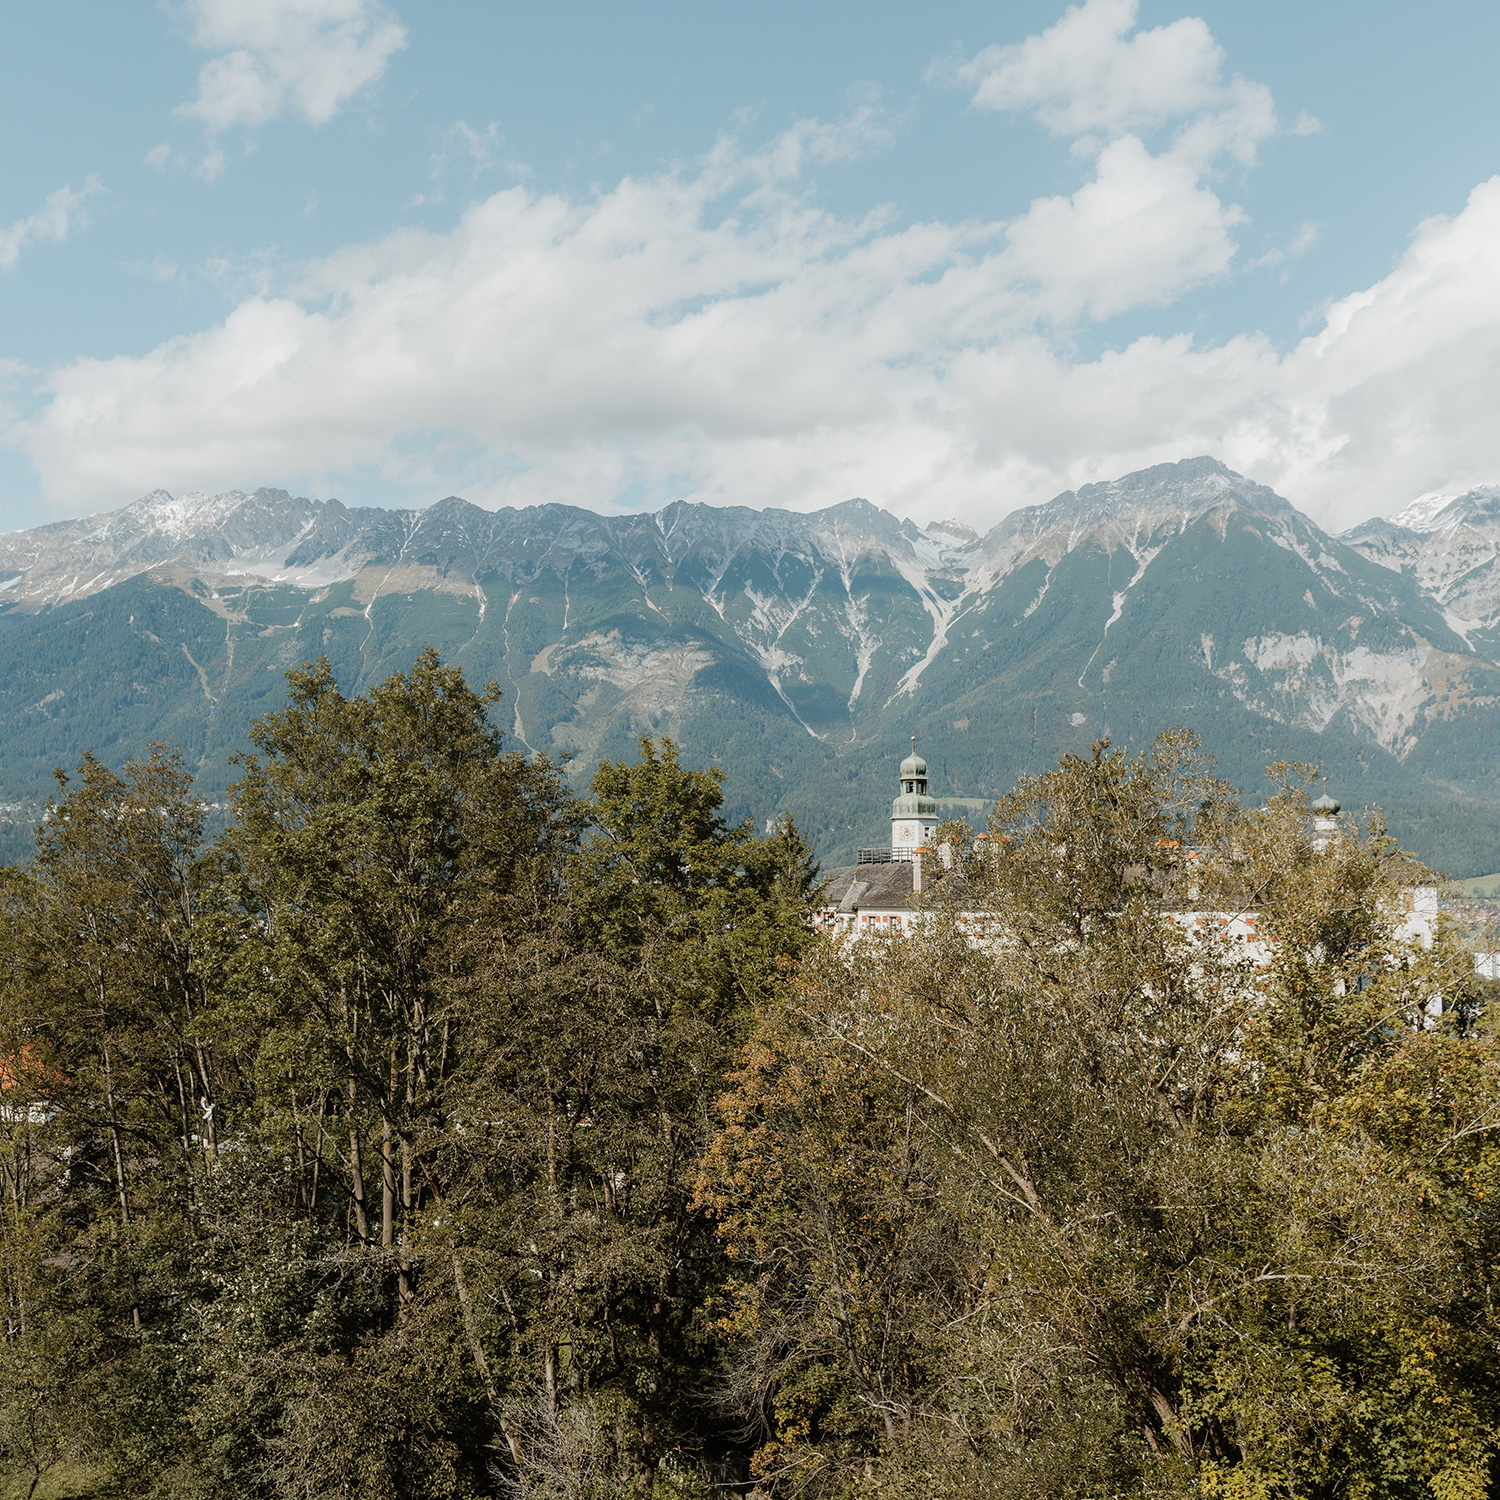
xmin=890 ymin=735 xmax=940 ymax=856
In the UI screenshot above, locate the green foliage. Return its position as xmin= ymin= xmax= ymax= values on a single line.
xmin=432 ymin=737 xmax=817 ymax=1494
xmin=0 ymin=661 xmax=816 ymax=1498
xmin=2 ymin=670 xmax=1497 ymax=1499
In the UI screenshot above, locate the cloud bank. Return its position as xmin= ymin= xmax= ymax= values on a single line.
xmin=12 ymin=0 xmax=1500 ymax=531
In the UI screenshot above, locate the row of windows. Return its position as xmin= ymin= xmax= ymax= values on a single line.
xmin=812 ymin=910 xmax=908 ymax=933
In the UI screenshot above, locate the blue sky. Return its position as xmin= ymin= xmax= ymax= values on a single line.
xmin=4 ymin=1 xmax=1500 ymax=534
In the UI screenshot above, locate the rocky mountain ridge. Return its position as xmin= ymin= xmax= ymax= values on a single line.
xmin=1342 ymin=485 xmax=1500 ymax=652
xmin=2 ymin=457 xmax=1499 ymax=874
xmin=0 ymin=459 xmax=1315 ymax=605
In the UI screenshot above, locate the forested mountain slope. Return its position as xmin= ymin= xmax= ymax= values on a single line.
xmin=3 ymin=457 xmax=1500 ymax=872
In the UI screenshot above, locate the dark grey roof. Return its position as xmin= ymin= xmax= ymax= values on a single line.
xmin=820 ymin=863 xmax=971 ymax=913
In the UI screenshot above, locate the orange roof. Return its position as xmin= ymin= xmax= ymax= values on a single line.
xmin=0 ymin=1046 xmax=64 ymax=1096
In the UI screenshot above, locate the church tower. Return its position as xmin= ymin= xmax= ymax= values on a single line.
xmin=1311 ymin=784 xmax=1341 ymax=851
xmin=890 ymin=736 xmax=940 ymax=856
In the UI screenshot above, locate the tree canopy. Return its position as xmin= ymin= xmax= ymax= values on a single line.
xmin=0 ymin=678 xmax=1494 ymax=1500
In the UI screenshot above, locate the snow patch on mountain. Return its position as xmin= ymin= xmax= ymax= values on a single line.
xmin=888 ymin=554 xmax=984 ymax=700
xmin=127 ymin=488 xmax=255 ymax=538
xmin=1390 ymin=492 xmax=1461 ymax=533
xmin=1345 ymin=484 xmax=1500 ymax=634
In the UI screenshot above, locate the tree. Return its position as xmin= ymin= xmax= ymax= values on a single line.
xmin=0 ymin=665 xmax=822 ymax=1498
xmin=217 ymin=648 xmax=573 ymax=1292
xmin=0 ymin=748 xmax=223 ymax=1488
xmin=446 ymin=738 xmax=818 ymax=1498
xmin=698 ymin=952 xmax=970 ymax=1496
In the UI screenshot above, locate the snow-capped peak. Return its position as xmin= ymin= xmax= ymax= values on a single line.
xmin=925 ymin=518 xmax=979 ymax=544
xmin=1389 ymin=491 xmax=1461 ymax=533
xmin=123 ymin=488 xmax=255 ymax=538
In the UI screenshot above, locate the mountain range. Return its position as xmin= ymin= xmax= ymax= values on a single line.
xmin=3 ymin=456 xmax=1500 ymax=874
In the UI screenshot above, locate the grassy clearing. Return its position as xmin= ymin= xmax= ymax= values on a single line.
xmin=1460 ymin=872 xmax=1500 ymax=897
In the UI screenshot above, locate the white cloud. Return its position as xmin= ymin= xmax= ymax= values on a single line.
xmin=1247 ymin=220 xmax=1319 ymax=274
xmin=957 ymin=0 xmax=1261 ymax=147
xmin=11 ymin=9 xmax=1500 ymax=536
xmin=197 ymin=147 xmax=229 ymax=183
xmin=953 ymin=0 xmax=1278 ymax=198
xmin=1001 ymin=135 xmax=1243 ymax=320
xmin=176 ymin=0 xmax=407 ymax=132
xmin=144 ymin=140 xmax=226 ymax=180
xmin=126 ymin=257 xmax=182 ymax=283
xmin=1258 ymin=179 xmax=1500 ymax=514
xmin=947 ymin=0 xmax=1276 ymax=323
xmin=13 ymin=109 xmax=1253 ymax=514
xmin=431 ymin=121 xmax=507 ymax=181
xmin=0 ymin=178 xmax=103 ymax=272
xmin=1288 ymin=222 xmax=1320 ymax=257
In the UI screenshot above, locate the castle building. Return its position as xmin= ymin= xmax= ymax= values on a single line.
xmin=817 ymin=742 xmax=967 ymax=936
xmin=814 ymin=745 xmax=1440 ymax=961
